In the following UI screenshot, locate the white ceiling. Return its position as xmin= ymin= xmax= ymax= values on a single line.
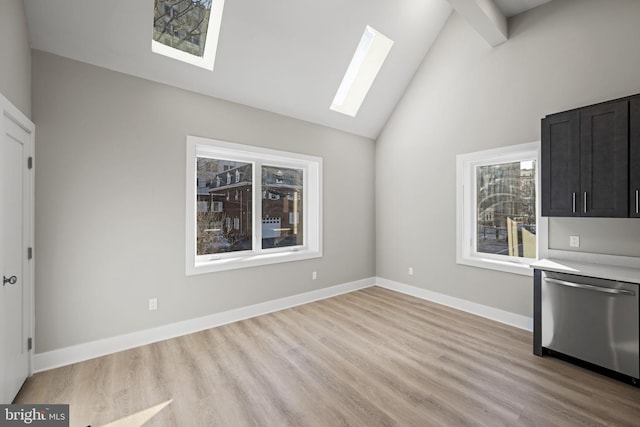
xmin=24 ymin=0 xmax=552 ymax=139
xmin=494 ymin=0 xmax=552 ymax=17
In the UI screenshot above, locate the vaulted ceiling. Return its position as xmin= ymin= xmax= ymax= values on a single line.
xmin=24 ymin=0 xmax=552 ymax=139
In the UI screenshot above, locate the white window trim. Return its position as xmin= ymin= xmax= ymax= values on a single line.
xmin=456 ymin=141 xmax=547 ymax=276
xmin=186 ymin=136 xmax=322 ymax=275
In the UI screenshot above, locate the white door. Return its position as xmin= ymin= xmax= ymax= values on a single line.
xmin=0 ymin=95 xmax=34 ymax=404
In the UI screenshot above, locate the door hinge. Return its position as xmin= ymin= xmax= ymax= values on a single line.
xmin=27 ymin=337 xmax=33 ymax=351
xmin=27 ymin=156 xmax=33 ymax=169
xmin=28 ymin=247 xmax=33 ymax=260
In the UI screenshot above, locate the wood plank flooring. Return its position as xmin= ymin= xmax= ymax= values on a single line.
xmin=14 ymin=286 xmax=640 ymax=426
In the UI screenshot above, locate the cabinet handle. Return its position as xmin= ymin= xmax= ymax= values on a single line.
xmin=584 ymin=192 xmax=587 ymax=213
xmin=636 ymin=189 xmax=639 ymax=214
xmin=572 ymin=192 xmax=576 ymax=213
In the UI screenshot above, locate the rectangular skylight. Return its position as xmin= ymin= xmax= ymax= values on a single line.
xmin=152 ymin=0 xmax=225 ymax=70
xmin=330 ymin=26 xmax=394 ymax=117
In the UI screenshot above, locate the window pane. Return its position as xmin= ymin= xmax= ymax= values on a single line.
xmin=476 ymin=160 xmax=536 ymax=259
xmin=197 ymin=157 xmax=252 ymax=255
xmin=153 ymin=0 xmax=212 ymax=57
xmin=262 ymin=166 xmax=303 ymax=249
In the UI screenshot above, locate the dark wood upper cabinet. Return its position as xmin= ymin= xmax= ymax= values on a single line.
xmin=631 ymin=96 xmax=640 ymax=218
xmin=579 ymin=100 xmax=628 ymax=217
xmin=542 ymin=98 xmax=630 ymax=218
xmin=541 ymin=111 xmax=580 ymax=216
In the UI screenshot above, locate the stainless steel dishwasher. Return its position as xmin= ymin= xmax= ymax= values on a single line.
xmin=541 ymin=271 xmax=639 ymax=380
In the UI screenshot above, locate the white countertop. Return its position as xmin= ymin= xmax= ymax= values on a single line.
xmin=531 ymin=258 xmax=640 ymax=284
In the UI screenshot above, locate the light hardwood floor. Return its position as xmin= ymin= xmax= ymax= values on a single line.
xmin=15 ymin=286 xmax=640 ymax=426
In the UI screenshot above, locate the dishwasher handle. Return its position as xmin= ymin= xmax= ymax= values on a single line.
xmin=544 ymin=277 xmax=636 ymax=296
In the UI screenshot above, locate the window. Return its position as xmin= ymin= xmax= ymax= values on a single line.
xmin=456 ymin=142 xmax=546 ymax=276
xmin=186 ymin=136 xmax=322 ymax=274
xmin=330 ymin=26 xmax=394 ymax=117
xmin=152 ymin=0 xmax=226 ymax=70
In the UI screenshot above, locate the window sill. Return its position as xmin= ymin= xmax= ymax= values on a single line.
xmin=457 ymin=255 xmax=534 ymax=277
xmin=187 ymin=248 xmax=322 ymax=275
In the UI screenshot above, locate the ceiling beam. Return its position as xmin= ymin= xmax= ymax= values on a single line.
xmin=447 ymin=0 xmax=508 ymax=47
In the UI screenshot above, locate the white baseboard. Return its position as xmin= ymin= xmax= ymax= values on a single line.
xmin=375 ymin=277 xmax=533 ymax=332
xmin=34 ymin=277 xmax=376 ymax=373
xmin=34 ymin=276 xmax=533 ymax=373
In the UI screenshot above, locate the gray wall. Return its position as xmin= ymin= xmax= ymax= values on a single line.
xmin=32 ymin=51 xmax=376 ymax=353
xmin=0 ymin=0 xmax=31 ymax=117
xmin=26 ymin=0 xmax=640 ymax=353
xmin=376 ymin=0 xmax=640 ymax=317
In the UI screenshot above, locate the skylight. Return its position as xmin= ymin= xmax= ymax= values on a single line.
xmin=330 ymin=26 xmax=394 ymax=117
xmin=152 ymin=0 xmax=225 ymax=70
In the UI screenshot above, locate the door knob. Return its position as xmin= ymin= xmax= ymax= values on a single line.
xmin=3 ymin=275 xmax=17 ymax=286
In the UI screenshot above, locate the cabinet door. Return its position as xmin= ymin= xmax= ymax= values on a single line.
xmin=580 ymin=100 xmax=628 ymax=217
xmin=631 ymin=97 xmax=640 ymax=218
xmin=541 ymin=110 xmax=580 ymax=216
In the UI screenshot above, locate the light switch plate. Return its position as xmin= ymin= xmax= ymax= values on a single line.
xmin=569 ymin=236 xmax=580 ymax=248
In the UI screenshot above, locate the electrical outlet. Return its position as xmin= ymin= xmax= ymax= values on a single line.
xmin=312 ymin=271 xmax=317 ymax=280
xmin=149 ymin=298 xmax=158 ymax=311
xmin=569 ymin=236 xmax=580 ymax=248
xmin=408 ymin=267 xmax=414 ymax=276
